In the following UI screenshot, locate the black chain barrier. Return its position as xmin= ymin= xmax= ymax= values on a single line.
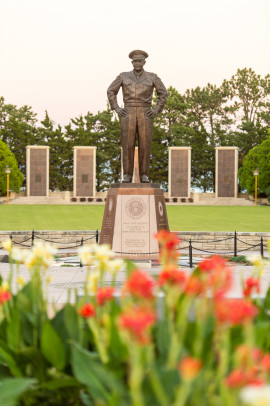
xmin=4 ymin=231 xmax=267 ymax=268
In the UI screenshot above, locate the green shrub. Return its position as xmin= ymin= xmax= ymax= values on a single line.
xmin=0 ymin=139 xmax=24 ymax=195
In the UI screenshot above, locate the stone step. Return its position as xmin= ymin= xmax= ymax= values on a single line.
xmin=197 ymin=197 xmax=254 ymax=206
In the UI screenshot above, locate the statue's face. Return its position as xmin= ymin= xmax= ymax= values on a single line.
xmin=132 ymin=58 xmax=146 ymax=72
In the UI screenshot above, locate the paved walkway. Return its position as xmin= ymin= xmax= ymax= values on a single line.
xmin=0 ymin=256 xmax=269 ymax=304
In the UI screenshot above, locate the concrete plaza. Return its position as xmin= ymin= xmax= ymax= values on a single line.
xmin=0 ymin=247 xmax=269 ymax=305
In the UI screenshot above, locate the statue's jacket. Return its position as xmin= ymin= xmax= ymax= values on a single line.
xmin=107 ymin=70 xmax=168 ymax=113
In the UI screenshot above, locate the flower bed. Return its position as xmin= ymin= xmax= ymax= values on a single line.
xmin=0 ymin=234 xmax=270 ymax=405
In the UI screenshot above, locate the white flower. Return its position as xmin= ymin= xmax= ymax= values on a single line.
xmin=246 ymin=254 xmax=263 ymax=266
xmin=11 ymin=248 xmax=30 ymax=263
xmin=94 ymin=244 xmax=113 ymax=261
xmin=78 ymin=245 xmax=95 ymax=266
xmin=106 ymin=258 xmax=125 ymax=275
xmin=240 ymin=385 xmax=270 ymax=405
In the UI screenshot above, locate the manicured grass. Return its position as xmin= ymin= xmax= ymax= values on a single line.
xmin=0 ymin=205 xmax=269 ymax=232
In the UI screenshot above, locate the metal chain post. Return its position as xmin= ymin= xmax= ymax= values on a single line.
xmin=80 ymin=237 xmax=84 ymax=267
xmin=96 ymin=229 xmax=99 ymax=244
xmin=261 ymin=237 xmax=264 ymax=257
xmin=189 ymin=239 xmax=193 ymax=268
xmin=32 ymin=230 xmax=35 ymax=247
xmin=234 ymin=231 xmax=237 ymax=257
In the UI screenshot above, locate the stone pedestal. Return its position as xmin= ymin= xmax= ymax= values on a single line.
xmin=168 ymin=147 xmax=191 ymax=197
xmin=100 ymin=184 xmax=169 ymax=259
xmin=215 ymin=147 xmax=238 ymax=197
xmin=73 ymin=147 xmax=96 ymax=197
xmin=26 ymin=146 xmax=49 ymax=197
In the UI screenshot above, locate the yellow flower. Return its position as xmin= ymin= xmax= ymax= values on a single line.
xmin=2 ymin=281 xmax=9 ymax=291
xmin=16 ymin=276 xmax=25 ymax=287
xmin=24 ymin=242 xmax=57 ymax=271
xmin=86 ymin=270 xmax=100 ymax=293
xmin=45 ymin=275 xmax=52 ymax=284
xmin=2 ymin=238 xmax=12 ymax=253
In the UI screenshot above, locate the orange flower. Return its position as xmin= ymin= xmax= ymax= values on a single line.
xmin=226 ymin=368 xmax=265 ymax=388
xmin=96 ymin=287 xmax=115 ymax=306
xmin=198 ymin=256 xmax=227 ymax=273
xmin=124 ymin=270 xmax=155 ymax=300
xmin=118 ymin=306 xmax=156 ymax=345
xmin=185 ymin=275 xmax=205 ymax=296
xmin=155 ymin=230 xmax=181 ymax=265
xmin=0 ymin=289 xmax=11 ymax=305
xmin=215 ymin=299 xmax=258 ymax=325
xmin=78 ymin=303 xmax=96 ymax=318
xmin=158 ymin=266 xmax=187 ymax=288
xmin=179 ymin=357 xmax=202 ymax=380
xmin=208 ymin=267 xmax=232 ymax=299
xmin=243 ymin=277 xmax=260 ymax=297
xmin=155 ymin=230 xmax=181 ymax=248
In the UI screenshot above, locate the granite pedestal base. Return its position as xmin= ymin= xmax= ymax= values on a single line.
xmin=99 ymin=184 xmax=169 ymax=260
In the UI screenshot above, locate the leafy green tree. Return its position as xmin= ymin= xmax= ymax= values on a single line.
xmin=0 ymin=139 xmax=24 ymax=195
xmin=223 ymin=68 xmax=270 ymax=125
xmin=238 ymin=135 xmax=270 ymax=195
xmin=37 ymin=112 xmax=72 ymax=191
xmin=0 ymin=97 xmax=37 ymax=183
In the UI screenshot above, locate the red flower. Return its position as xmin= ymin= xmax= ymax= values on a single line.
xmin=124 ymin=270 xmax=155 ymax=300
xmin=96 ymin=287 xmax=115 ymax=306
xmin=179 ymin=357 xmax=202 ymax=380
xmin=261 ymin=354 xmax=270 ymax=371
xmin=0 ymin=289 xmax=11 ymax=305
xmin=226 ymin=368 xmax=265 ymax=388
xmin=198 ymin=256 xmax=227 ymax=273
xmin=215 ymin=299 xmax=258 ymax=325
xmin=243 ymin=277 xmax=260 ymax=297
xmin=155 ymin=230 xmax=181 ymax=250
xmin=118 ymin=307 xmax=156 ymax=344
xmin=158 ymin=267 xmax=187 ymax=288
xmin=78 ymin=303 xmax=96 ymax=318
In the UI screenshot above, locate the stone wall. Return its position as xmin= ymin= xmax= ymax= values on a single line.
xmin=0 ymin=230 xmax=268 ymax=254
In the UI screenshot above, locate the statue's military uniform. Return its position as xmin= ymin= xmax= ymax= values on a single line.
xmin=107 ymin=69 xmax=167 ymax=181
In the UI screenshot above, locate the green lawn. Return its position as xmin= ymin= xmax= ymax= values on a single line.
xmin=0 ymin=205 xmax=269 ymax=232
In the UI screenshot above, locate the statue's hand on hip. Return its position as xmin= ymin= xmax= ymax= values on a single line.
xmin=115 ymin=107 xmax=128 ymax=117
xmin=146 ymin=108 xmax=158 ymax=119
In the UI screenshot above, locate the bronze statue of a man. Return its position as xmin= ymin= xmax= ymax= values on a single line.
xmin=107 ymin=50 xmax=168 ymax=183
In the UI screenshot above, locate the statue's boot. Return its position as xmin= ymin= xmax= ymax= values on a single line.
xmin=122 ymin=174 xmax=132 ymax=183
xmin=140 ymin=175 xmax=150 ymax=183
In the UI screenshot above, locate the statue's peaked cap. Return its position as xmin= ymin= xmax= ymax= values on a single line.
xmin=129 ymin=50 xmax=149 ymax=60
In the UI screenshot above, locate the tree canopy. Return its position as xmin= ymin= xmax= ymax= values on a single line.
xmin=0 ymin=68 xmax=269 ymax=192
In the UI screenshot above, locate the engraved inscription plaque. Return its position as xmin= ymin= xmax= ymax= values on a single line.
xmin=100 ymin=184 xmax=169 ymax=259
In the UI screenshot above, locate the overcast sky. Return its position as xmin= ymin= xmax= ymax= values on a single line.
xmin=1 ymin=0 xmax=269 ymax=127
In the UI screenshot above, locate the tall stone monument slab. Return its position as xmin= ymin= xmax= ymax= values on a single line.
xmin=168 ymin=147 xmax=191 ymax=197
xmin=73 ymin=147 xmax=96 ymax=197
xmin=26 ymin=146 xmax=49 ymax=197
xmin=100 ymin=184 xmax=169 ymax=259
xmin=215 ymin=147 xmax=238 ymax=198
